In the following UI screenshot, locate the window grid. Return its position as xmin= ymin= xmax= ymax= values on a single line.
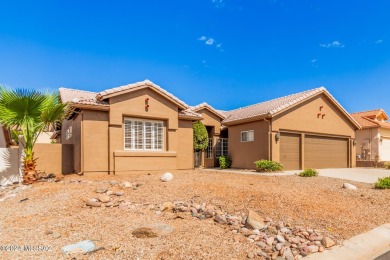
xmin=206 ymin=138 xmax=213 ymax=158
xmin=241 ymin=130 xmax=254 ymax=142
xmin=124 ymin=118 xmax=164 ymax=151
xmin=216 ymin=138 xmax=228 ymax=158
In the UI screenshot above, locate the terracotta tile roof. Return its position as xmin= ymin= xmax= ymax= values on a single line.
xmin=222 ymin=87 xmax=360 ymax=129
xmin=351 ymin=109 xmax=390 ymax=129
xmin=59 ymin=88 xmax=109 ymax=107
xmin=222 ymin=87 xmax=325 ymax=124
xmin=178 ymin=110 xmax=203 ymax=120
xmin=187 ymin=102 xmax=226 ymax=119
xmin=96 ymin=80 xmax=189 ymax=109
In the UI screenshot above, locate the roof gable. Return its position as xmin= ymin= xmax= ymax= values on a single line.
xmin=59 ymin=87 xmax=109 ymax=107
xmin=222 ymin=87 xmax=361 ymax=129
xmin=187 ymin=102 xmax=226 ymax=119
xmin=96 ymin=80 xmax=188 ymax=110
xmin=351 ymin=109 xmax=390 ymax=129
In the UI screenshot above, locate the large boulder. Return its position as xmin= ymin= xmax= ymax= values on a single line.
xmin=160 ymin=172 xmax=173 ymax=182
xmin=245 ymin=210 xmax=267 ymax=230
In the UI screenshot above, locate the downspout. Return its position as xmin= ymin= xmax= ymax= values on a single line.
xmin=264 ymin=118 xmax=272 ymax=160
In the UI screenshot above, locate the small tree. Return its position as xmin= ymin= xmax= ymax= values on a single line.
xmin=0 ymin=87 xmax=67 ymax=184
xmin=193 ymin=121 xmax=208 ymax=151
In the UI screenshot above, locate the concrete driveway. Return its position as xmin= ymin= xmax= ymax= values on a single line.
xmin=285 ymin=168 xmax=390 ymax=184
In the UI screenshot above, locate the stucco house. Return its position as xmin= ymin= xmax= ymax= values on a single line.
xmin=57 ymin=81 xmax=360 ymax=174
xmin=351 ymin=109 xmax=390 ymax=162
xmin=222 ymin=87 xmax=361 ymax=170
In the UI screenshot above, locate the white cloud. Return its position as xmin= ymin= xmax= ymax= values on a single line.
xmin=198 ymin=36 xmax=207 ymax=41
xmin=205 ymin=38 xmax=215 ymax=45
xmin=212 ymin=0 xmax=224 ymax=8
xmin=320 ymin=41 xmax=345 ymax=48
xmin=311 ymin=59 xmax=317 ymax=63
xmin=216 ymin=43 xmax=222 ymax=48
xmin=376 ymin=39 xmax=383 ymax=44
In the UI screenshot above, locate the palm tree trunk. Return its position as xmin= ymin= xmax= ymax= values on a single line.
xmin=23 ymin=149 xmax=37 ymax=184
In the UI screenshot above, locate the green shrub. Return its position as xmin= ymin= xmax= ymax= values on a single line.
xmin=254 ymin=160 xmax=283 ymax=172
xmin=193 ymin=121 xmax=208 ymax=151
xmin=219 ymin=156 xmax=232 ymax=169
xmin=383 ymin=162 xmax=390 ymax=170
xmin=375 ymin=176 xmax=390 ymax=189
xmin=298 ymin=168 xmax=319 ymax=177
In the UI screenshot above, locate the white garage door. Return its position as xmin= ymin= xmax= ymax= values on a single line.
xmin=380 ymin=138 xmax=390 ymax=161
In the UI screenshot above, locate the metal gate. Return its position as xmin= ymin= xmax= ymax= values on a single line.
xmin=194 ymin=151 xmax=202 ymax=167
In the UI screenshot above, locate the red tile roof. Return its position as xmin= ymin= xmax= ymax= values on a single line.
xmin=222 ymin=87 xmax=360 ymax=128
xmin=351 ymin=109 xmax=390 ymax=129
xmin=59 ymin=88 xmax=109 ymax=107
xmin=187 ymin=102 xmax=226 ymax=119
xmin=96 ymin=80 xmax=189 ymax=109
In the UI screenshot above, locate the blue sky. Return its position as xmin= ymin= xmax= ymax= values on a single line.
xmin=0 ymin=1 xmax=389 ymax=113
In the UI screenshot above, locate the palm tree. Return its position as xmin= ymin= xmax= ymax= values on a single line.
xmin=0 ymin=87 xmax=67 ymax=184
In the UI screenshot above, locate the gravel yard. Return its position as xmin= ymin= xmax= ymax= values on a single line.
xmin=0 ymin=169 xmax=389 ymax=259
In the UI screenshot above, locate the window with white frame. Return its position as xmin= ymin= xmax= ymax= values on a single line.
xmin=124 ymin=118 xmax=164 ymax=151
xmin=206 ymin=138 xmax=213 ymax=158
xmin=241 ymin=130 xmax=254 ymax=142
xmin=216 ymin=138 xmax=228 ymax=157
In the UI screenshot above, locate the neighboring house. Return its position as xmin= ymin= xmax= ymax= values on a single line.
xmin=58 ymin=81 xmax=361 ymax=174
xmin=222 ymin=87 xmax=361 ymax=170
xmin=351 ymin=109 xmax=390 ymax=162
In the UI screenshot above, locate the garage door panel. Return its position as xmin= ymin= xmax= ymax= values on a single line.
xmin=304 ymin=135 xmax=348 ymax=169
xmin=280 ymin=133 xmax=300 ymax=170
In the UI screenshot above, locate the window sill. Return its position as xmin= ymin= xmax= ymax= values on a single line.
xmin=114 ymin=151 xmax=177 ymax=157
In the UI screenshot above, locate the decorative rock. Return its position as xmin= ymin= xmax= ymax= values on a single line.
xmin=276 ymin=243 xmax=284 ymax=250
xmin=215 ymin=215 xmax=227 ymax=224
xmin=160 ymin=172 xmax=173 ymax=182
xmin=106 ymin=202 xmax=114 ymax=207
xmin=122 ymin=182 xmax=132 ymax=188
xmin=257 ymin=241 xmax=267 ymax=249
xmin=266 ymin=237 xmax=275 ymax=246
xmin=343 ymin=183 xmax=357 ymax=190
xmin=276 ymin=235 xmax=286 ymax=243
xmin=52 ymin=232 xmax=61 ymax=239
xmin=281 ymin=227 xmax=291 ymax=233
xmin=245 ymin=210 xmax=267 ymax=230
xmin=284 ymin=248 xmax=295 ymax=260
xmin=247 ymin=252 xmax=255 ymax=259
xmin=319 ymin=246 xmax=325 ymax=252
xmin=95 ymin=188 xmax=107 ymax=194
xmin=86 ymin=200 xmax=102 ymax=207
xmin=115 ymin=191 xmax=125 ymax=196
xmin=98 ymin=194 xmax=110 ymax=203
xmin=160 ymin=202 xmax=173 ymax=212
xmin=308 ymin=245 xmax=319 ymax=253
xmin=321 ymin=237 xmax=335 ymax=248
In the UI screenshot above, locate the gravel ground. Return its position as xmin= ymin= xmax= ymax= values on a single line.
xmin=0 ymin=169 xmax=389 ymax=259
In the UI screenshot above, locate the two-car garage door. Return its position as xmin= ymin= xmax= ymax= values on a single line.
xmin=280 ymin=133 xmax=349 ymax=170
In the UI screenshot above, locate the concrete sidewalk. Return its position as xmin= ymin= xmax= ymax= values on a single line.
xmin=306 ymin=223 xmax=390 ymax=260
xmin=206 ymin=167 xmax=390 ymax=184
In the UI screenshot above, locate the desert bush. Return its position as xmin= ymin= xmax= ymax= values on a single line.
xmin=375 ymin=176 xmax=390 ymax=189
xmin=254 ymin=160 xmax=283 ymax=172
xmin=219 ymin=156 xmax=232 ymax=169
xmin=298 ymin=168 xmax=319 ymax=177
xmin=383 ymin=162 xmax=390 ymax=170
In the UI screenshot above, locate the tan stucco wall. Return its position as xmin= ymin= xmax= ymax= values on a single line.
xmin=104 ymin=88 xmax=193 ymax=174
xmin=61 ymin=114 xmax=82 ymax=172
xmin=355 ymin=128 xmax=379 ymax=161
xmin=177 ymin=120 xmax=194 ymax=169
xmin=271 ymin=94 xmax=357 ymax=168
xmin=34 ymin=144 xmax=73 ymax=174
xmin=82 ymin=110 xmax=109 ymax=173
xmin=228 ymin=120 xmax=270 ymax=169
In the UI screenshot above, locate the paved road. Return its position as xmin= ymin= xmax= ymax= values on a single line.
xmin=284 ymin=168 xmax=390 ymax=184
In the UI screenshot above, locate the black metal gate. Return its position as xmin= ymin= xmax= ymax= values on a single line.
xmin=194 ymin=151 xmax=201 ymax=167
